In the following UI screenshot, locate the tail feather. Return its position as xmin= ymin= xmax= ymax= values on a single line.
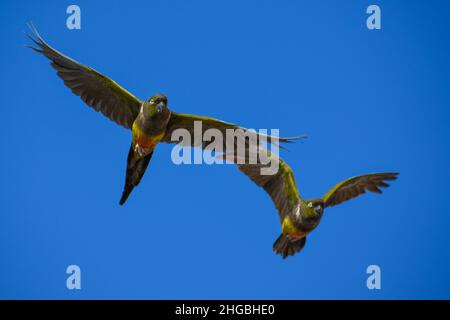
xmin=119 ymin=184 xmax=134 ymax=206
xmin=273 ymin=234 xmax=306 ymax=259
xmin=119 ymin=145 xmax=153 ymax=205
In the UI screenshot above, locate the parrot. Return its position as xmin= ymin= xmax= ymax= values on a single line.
xmin=27 ymin=25 xmax=398 ymax=258
xmin=238 ymin=158 xmax=398 ymax=258
xmin=26 ymin=25 xmax=298 ymax=205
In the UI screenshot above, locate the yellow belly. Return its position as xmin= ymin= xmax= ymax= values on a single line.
xmin=132 ymin=123 xmax=165 ymax=156
xmin=281 ymin=216 xmax=309 ymax=240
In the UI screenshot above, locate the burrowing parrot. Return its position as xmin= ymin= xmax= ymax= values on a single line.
xmin=238 ymin=160 xmax=398 ymax=258
xmin=28 ymin=26 xmax=398 ymax=258
xmin=26 ymin=25 xmax=297 ymax=205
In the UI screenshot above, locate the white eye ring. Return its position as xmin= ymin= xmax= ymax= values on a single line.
xmin=307 ymin=202 xmax=313 ymax=207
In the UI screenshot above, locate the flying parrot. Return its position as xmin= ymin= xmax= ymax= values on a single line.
xmin=26 ymin=25 xmax=297 ymax=205
xmin=239 ymin=160 xmax=398 ymax=258
xmin=28 ymin=25 xmax=398 ymax=257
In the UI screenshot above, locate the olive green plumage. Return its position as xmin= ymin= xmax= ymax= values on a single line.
xmin=28 ymin=25 xmax=398 ymax=258
xmin=259 ymin=164 xmax=398 ymax=258
xmin=27 ymin=25 xmax=296 ymax=205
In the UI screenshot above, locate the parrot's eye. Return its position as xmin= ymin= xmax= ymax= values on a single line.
xmin=307 ymin=202 xmax=313 ymax=208
xmin=156 ymin=106 xmax=162 ymax=113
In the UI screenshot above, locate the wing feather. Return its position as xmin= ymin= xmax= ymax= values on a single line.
xmin=237 ymin=158 xmax=302 ymax=222
xmin=162 ymin=113 xmax=303 ymax=222
xmin=27 ymin=24 xmax=142 ymax=129
xmin=162 ymin=112 xmax=302 ymax=148
xmin=322 ymin=173 xmax=399 ymax=207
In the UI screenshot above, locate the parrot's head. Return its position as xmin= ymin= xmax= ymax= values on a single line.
xmin=143 ymin=93 xmax=168 ymax=117
xmin=304 ymin=199 xmax=324 ymax=219
xmin=141 ymin=93 xmax=171 ymax=126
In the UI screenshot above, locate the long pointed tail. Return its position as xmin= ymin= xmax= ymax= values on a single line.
xmin=273 ymin=234 xmax=306 ymax=259
xmin=119 ymin=184 xmax=134 ymax=206
xmin=119 ymin=145 xmax=153 ymax=205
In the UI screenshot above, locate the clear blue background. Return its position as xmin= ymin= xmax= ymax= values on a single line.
xmin=1 ymin=0 xmax=449 ymax=299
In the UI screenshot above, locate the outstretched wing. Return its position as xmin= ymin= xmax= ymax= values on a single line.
xmin=27 ymin=24 xmax=142 ymax=129
xmin=162 ymin=113 xmax=303 ymax=222
xmin=236 ymin=157 xmax=302 ymax=223
xmin=322 ymin=172 xmax=399 ymax=208
xmin=161 ymin=112 xmax=301 ymax=147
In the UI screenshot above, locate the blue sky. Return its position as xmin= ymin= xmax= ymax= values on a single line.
xmin=1 ymin=0 xmax=449 ymax=299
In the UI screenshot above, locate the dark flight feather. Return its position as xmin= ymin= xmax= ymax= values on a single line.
xmin=120 ymin=146 xmax=154 ymax=205
xmin=27 ymin=23 xmax=142 ymax=129
xmin=322 ymin=172 xmax=399 ymax=207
